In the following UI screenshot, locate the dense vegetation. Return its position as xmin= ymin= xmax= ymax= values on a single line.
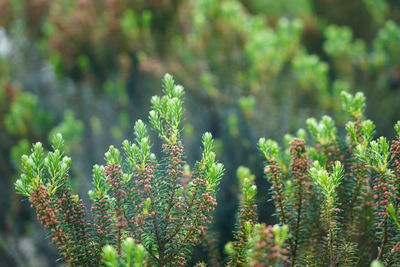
xmin=0 ymin=0 xmax=400 ymax=266
xmin=15 ymin=75 xmax=224 ymax=266
xmin=15 ymin=75 xmax=400 ymax=266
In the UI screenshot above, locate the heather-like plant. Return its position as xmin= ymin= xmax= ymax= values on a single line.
xmin=0 ymin=55 xmax=85 ymax=265
xmin=226 ymin=166 xmax=289 ymax=267
xmin=259 ymin=91 xmax=400 ymax=266
xmin=309 ymin=161 xmax=344 ymax=266
xmin=227 ymin=166 xmax=258 ymax=265
xmin=2 ymin=1 xmax=400 ymax=265
xmin=14 ymin=74 xmax=224 ymax=266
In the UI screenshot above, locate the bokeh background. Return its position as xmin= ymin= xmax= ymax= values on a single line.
xmin=0 ymin=0 xmax=400 ymax=265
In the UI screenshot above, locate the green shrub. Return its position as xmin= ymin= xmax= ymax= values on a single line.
xmin=258 ymin=91 xmax=400 ymax=266
xmin=15 ymin=74 xmax=224 ymax=266
xmin=15 ymin=74 xmax=400 ymax=266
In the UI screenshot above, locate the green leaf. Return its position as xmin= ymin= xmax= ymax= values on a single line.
xmin=237 ymin=166 xmax=256 ymax=202
xmin=371 ymin=260 xmax=384 ymax=267
xmin=258 ymin=138 xmax=280 ymax=160
xmin=105 ymin=146 xmax=121 ymax=165
xmin=306 ymin=116 xmax=337 ymax=145
xmin=387 ymin=203 xmax=400 ymax=228
xmin=341 ymin=91 xmax=366 ymax=119
xmin=102 ymin=245 xmax=119 ymax=267
xmin=395 ymin=121 xmax=400 ymax=139
xmin=162 ymin=73 xmax=176 ymax=98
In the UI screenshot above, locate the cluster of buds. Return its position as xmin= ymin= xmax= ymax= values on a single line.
xmin=249 ymin=224 xmax=289 ymax=267
xmin=286 ymin=138 xmax=312 ymax=263
xmin=356 ymin=136 xmax=396 ymax=238
xmin=390 ymin=122 xmax=400 ymax=202
xmin=342 ymin=98 xmax=376 ymax=237
xmin=29 ymin=185 xmax=74 ymax=263
xmin=258 ymin=138 xmax=288 ymax=225
xmin=289 ymin=138 xmax=312 ymax=202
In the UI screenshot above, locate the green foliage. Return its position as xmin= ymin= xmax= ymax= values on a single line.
xmin=2 ymin=0 xmax=400 ymax=265
xmin=49 ymin=110 xmax=83 ymax=152
xmin=14 ymin=74 xmax=223 ymax=266
xmin=292 ymin=54 xmax=329 ymax=95
xmin=258 ymin=138 xmax=280 ymax=161
xmin=15 ymin=140 xmax=71 ymax=197
xmin=341 ymin=91 xmax=366 ymax=120
xmin=357 ymin=137 xmax=390 ymax=173
xmin=259 ymin=91 xmax=400 ymax=266
xmin=4 ymin=92 xmax=53 ymax=137
xmin=236 ymin=166 xmax=257 ymax=205
xmin=387 ymin=204 xmax=400 ymax=229
xmin=246 ymin=223 xmax=289 ymax=266
xmin=324 ymin=25 xmax=366 ymax=66
xmin=310 ymin=161 xmax=343 ymax=201
xmin=364 ymin=0 xmax=389 ymax=24
xmin=10 ymin=139 xmax=30 ymax=168
xmin=395 ymin=121 xmax=400 ymax=140
xmin=102 ymin=238 xmax=147 ymax=267
xmin=227 ymin=166 xmax=257 ymax=265
xmin=346 ymin=120 xmax=375 ymax=146
xmin=306 ymin=116 xmax=337 ymax=146
xmin=374 ymin=21 xmax=400 ymax=64
xmin=371 ymin=260 xmax=384 ymax=267
xmin=228 ymin=166 xmax=289 ymax=266
xmin=310 ymin=161 xmax=343 ymax=266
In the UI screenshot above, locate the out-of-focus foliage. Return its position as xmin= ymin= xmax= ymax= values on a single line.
xmin=2 ymin=0 xmax=399 ymax=141
xmin=0 ymin=39 xmax=83 ymax=266
xmin=49 ymin=110 xmax=83 ymax=153
xmin=4 ymin=92 xmax=53 ymax=136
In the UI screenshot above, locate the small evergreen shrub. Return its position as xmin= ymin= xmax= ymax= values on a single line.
xmin=15 ymin=74 xmax=224 ymax=266
xmin=14 ymin=73 xmax=400 ymax=266
xmin=257 ymin=91 xmax=400 ymax=266
xmin=224 ymin=91 xmax=400 ymax=267
xmin=226 ymin=166 xmax=289 ymax=266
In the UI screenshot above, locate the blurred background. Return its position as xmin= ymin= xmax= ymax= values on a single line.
xmin=0 ymin=0 xmax=400 ymax=265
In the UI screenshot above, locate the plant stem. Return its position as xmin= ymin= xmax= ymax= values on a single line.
xmin=328 ymin=208 xmax=335 ymax=267
xmin=291 ymin=191 xmax=303 ymax=267
xmin=376 ymin=220 xmax=388 ymax=260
